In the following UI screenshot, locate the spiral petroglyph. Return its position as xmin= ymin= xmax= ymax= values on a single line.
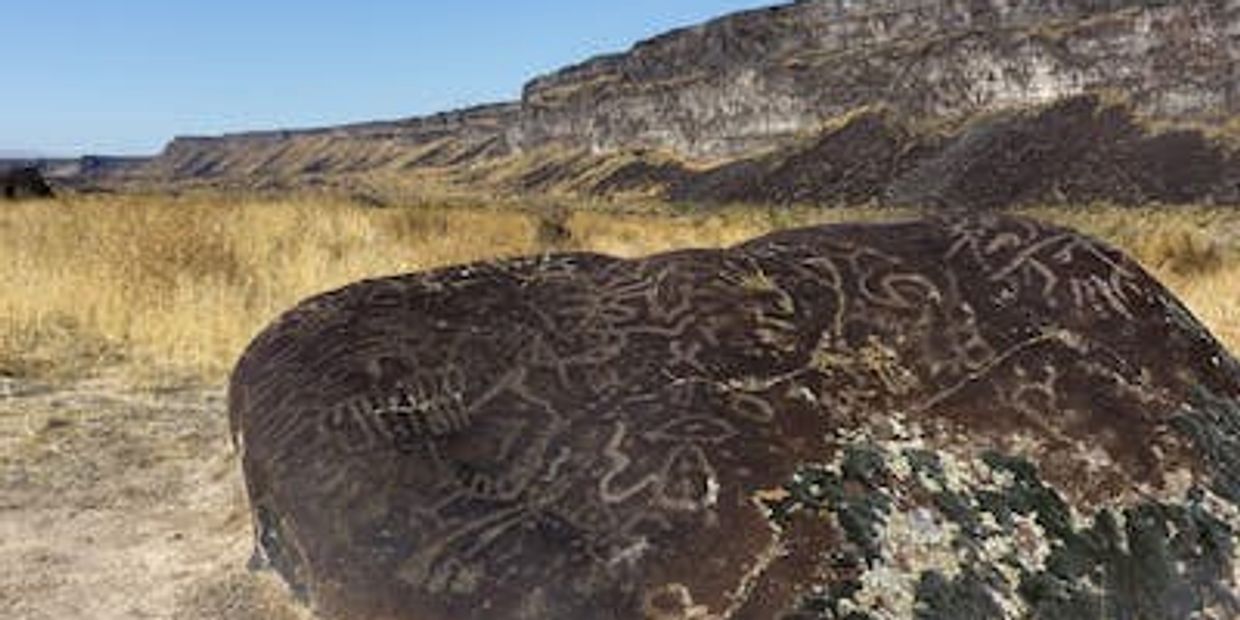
xmin=230 ymin=214 xmax=1240 ymax=619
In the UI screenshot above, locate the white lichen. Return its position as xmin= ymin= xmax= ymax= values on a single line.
xmin=841 ymin=500 xmax=966 ymax=618
xmin=817 ymin=397 xmax=1240 ymax=619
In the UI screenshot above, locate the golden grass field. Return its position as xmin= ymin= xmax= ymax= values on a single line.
xmin=0 ymin=195 xmax=1237 ymax=385
xmin=1 ymin=194 xmax=1238 ymax=620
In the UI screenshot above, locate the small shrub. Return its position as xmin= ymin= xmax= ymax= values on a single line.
xmin=532 ymin=204 xmax=574 ymax=250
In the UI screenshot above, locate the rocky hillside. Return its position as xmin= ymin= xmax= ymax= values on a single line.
xmin=93 ymin=0 xmax=1240 ymax=208
xmin=670 ymin=94 xmax=1240 ymax=208
xmin=516 ymin=0 xmax=1239 ymax=158
xmin=145 ymin=103 xmax=518 ymax=180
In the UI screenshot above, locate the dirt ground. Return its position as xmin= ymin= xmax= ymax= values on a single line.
xmin=0 ymin=375 xmax=311 ymax=620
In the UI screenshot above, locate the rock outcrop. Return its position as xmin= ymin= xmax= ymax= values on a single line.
xmin=516 ymin=0 xmax=1240 ymax=159
xmin=0 ymin=166 xmax=54 ymax=200
xmin=230 ymin=213 xmax=1240 ymax=620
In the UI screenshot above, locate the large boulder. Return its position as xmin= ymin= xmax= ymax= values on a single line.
xmin=229 ymin=214 xmax=1240 ymax=620
xmin=0 ymin=166 xmax=54 ymax=200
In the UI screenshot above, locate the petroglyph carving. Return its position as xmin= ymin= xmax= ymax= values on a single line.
xmin=318 ymin=367 xmax=471 ymax=454
xmin=230 ymin=214 xmax=1240 ymax=620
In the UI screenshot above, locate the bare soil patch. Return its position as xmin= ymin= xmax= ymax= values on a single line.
xmin=0 ymin=376 xmax=308 ymax=619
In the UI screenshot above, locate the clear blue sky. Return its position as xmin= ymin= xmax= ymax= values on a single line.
xmin=0 ymin=1 xmax=775 ymax=156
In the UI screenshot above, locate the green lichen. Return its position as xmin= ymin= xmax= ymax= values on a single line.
xmin=766 ymin=445 xmax=895 ymax=619
xmin=1172 ymin=389 xmax=1240 ymax=503
xmin=772 ymin=439 xmax=1240 ymax=619
xmin=904 ymin=448 xmax=981 ymax=537
xmin=1019 ymin=500 xmax=1237 ymax=619
xmin=914 ymin=569 xmax=1004 ymax=620
xmin=768 ymin=445 xmax=894 ymax=564
xmin=976 ymin=452 xmax=1074 ymax=540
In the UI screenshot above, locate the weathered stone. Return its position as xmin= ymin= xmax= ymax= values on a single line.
xmin=517 ymin=0 xmax=1239 ymax=159
xmin=230 ymin=214 xmax=1240 ymax=619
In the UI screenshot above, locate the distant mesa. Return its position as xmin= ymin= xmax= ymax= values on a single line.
xmin=231 ymin=214 xmax=1240 ymax=620
xmin=0 ymin=166 xmax=54 ymax=200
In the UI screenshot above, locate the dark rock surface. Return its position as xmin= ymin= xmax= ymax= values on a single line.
xmin=0 ymin=166 xmax=54 ymax=200
xmin=230 ymin=214 xmax=1240 ymax=619
xmin=672 ymin=95 xmax=1240 ymax=209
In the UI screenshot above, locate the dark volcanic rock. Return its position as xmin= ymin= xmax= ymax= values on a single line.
xmin=230 ymin=214 xmax=1240 ymax=620
xmin=671 ymin=109 xmax=927 ymax=206
xmin=0 ymin=166 xmax=54 ymax=200
xmin=590 ymin=158 xmax=696 ymax=197
xmin=672 ymin=95 xmax=1240 ymax=209
xmin=888 ymin=95 xmax=1240 ymax=209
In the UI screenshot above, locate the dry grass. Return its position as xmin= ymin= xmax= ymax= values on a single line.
xmin=0 ymin=196 xmax=1235 ymax=384
xmin=0 ymin=195 xmax=541 ymax=382
xmin=1018 ymin=204 xmax=1240 ymax=353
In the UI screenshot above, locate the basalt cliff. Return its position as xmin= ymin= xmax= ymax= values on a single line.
xmin=93 ymin=0 xmax=1240 ymax=208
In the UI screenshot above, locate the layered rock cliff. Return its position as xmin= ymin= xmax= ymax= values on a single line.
xmin=146 ymin=103 xmax=519 ymax=180
xmin=515 ymin=0 xmax=1239 ymax=159
xmin=103 ymin=0 xmax=1239 ymax=207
